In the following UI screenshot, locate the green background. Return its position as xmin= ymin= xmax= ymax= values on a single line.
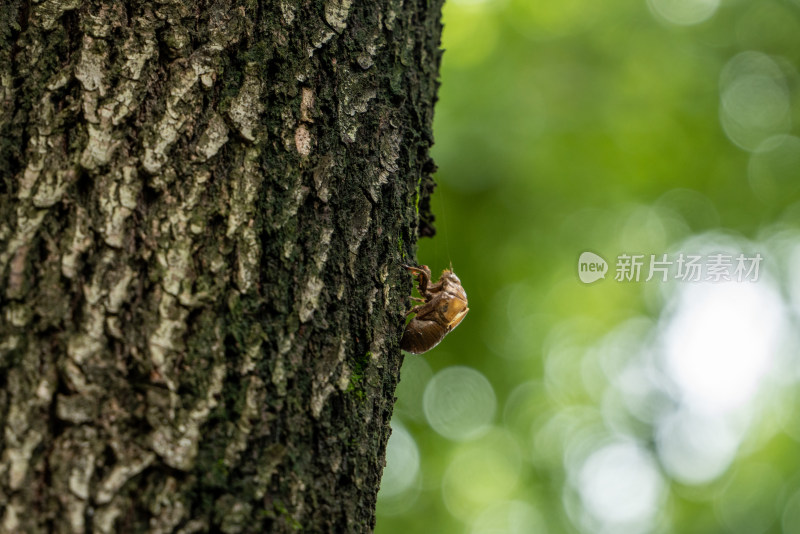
xmin=377 ymin=0 xmax=800 ymax=533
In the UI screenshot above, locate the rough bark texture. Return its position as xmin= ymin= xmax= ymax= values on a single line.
xmin=0 ymin=0 xmax=442 ymax=532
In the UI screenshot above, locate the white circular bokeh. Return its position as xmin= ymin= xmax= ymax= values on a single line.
xmin=661 ymin=276 xmax=784 ymax=414
xmin=656 ymin=409 xmax=742 ymax=485
xmin=576 ymin=440 xmax=666 ymax=532
xmin=424 ymin=366 xmax=497 ymax=441
xmin=470 ymin=500 xmax=546 ymax=534
xmin=719 ymin=52 xmax=791 ymax=151
xmin=647 ymin=0 xmax=720 ymax=26
xmin=378 ymin=421 xmax=420 ymax=499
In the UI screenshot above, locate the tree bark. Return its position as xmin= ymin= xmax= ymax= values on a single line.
xmin=0 ymin=0 xmax=442 ymax=532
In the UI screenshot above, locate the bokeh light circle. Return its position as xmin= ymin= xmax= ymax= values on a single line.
xmin=424 ymin=366 xmax=497 ymax=441
xmin=378 ymin=421 xmax=420 ymax=499
xmin=470 ymin=500 xmax=545 ymax=534
xmin=647 ymin=0 xmax=720 ymax=26
xmin=656 ymin=409 xmax=742 ymax=484
xmin=575 ymin=440 xmax=666 ymax=532
xmin=661 ymin=275 xmax=784 ymax=414
xmin=719 ymin=52 xmax=791 ymax=151
xmin=441 ymin=430 xmax=522 ymax=521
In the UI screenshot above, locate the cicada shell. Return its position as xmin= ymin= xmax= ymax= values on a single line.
xmin=400 ymin=265 xmax=469 ymax=354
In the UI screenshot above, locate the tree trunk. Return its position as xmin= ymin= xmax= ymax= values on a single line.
xmin=0 ymin=0 xmax=442 ymax=532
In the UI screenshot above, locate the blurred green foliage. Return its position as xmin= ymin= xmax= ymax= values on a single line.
xmin=377 ymin=0 xmax=800 ymax=533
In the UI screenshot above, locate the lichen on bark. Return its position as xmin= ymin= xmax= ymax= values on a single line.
xmin=0 ymin=0 xmax=443 ymax=532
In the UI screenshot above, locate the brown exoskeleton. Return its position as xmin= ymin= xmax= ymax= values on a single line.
xmin=400 ymin=265 xmax=469 ymax=354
